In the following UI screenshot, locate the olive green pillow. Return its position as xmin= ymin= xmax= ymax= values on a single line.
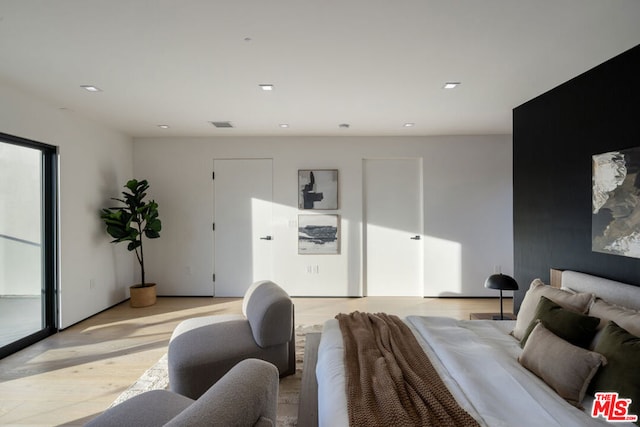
xmin=588 ymin=299 xmax=640 ymax=349
xmin=520 ymin=296 xmax=600 ymax=348
xmin=590 ymin=321 xmax=640 ymax=422
xmin=512 ymin=279 xmax=594 ymax=341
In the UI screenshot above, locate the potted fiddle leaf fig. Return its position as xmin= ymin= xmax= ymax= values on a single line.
xmin=101 ymin=179 xmax=161 ymax=307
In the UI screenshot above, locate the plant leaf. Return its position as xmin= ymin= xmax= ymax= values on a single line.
xmin=127 ymin=240 xmax=141 ymax=251
xmin=145 ymin=230 xmax=160 ymax=239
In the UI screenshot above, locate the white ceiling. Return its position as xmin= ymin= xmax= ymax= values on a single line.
xmin=1 ymin=1 xmax=639 ymax=138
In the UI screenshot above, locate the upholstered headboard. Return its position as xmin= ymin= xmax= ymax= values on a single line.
xmin=551 ymin=269 xmax=640 ymax=311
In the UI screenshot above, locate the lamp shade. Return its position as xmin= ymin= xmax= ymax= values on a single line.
xmin=484 ymin=274 xmax=519 ymax=291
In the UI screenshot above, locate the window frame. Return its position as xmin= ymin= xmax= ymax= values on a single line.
xmin=0 ymin=132 xmax=58 ymax=359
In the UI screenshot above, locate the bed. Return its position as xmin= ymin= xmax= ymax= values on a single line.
xmin=311 ymin=270 xmax=640 ymax=427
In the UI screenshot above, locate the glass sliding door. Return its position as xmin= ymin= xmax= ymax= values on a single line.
xmin=0 ymin=132 xmax=57 ymax=359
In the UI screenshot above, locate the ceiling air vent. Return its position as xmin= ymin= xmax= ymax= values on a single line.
xmin=210 ymin=121 xmax=233 ymax=128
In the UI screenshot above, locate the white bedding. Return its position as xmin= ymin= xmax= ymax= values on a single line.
xmin=316 ymin=316 xmax=633 ymax=427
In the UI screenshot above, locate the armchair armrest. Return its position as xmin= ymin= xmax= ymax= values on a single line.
xmin=86 ymin=359 xmax=278 ymax=427
xmin=165 ymin=358 xmax=279 ymax=426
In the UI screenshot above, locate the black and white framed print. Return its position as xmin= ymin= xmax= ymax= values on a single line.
xmin=298 ymin=214 xmax=340 ymax=254
xmin=298 ymin=169 xmax=338 ymax=209
xmin=593 ymin=146 xmax=640 ymax=258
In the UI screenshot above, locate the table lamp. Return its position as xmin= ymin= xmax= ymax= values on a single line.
xmin=484 ymin=274 xmax=518 ymax=320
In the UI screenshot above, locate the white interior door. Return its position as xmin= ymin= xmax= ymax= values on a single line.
xmin=213 ymin=159 xmax=273 ymax=296
xmin=364 ymin=158 xmax=423 ymax=296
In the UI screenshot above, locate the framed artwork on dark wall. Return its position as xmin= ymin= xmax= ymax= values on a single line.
xmin=298 ymin=214 xmax=340 ymax=254
xmin=592 ymin=146 xmax=640 ymax=259
xmin=298 ymin=169 xmax=338 ymax=210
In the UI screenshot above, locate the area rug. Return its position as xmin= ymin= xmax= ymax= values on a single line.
xmin=111 ymin=324 xmax=323 ymax=427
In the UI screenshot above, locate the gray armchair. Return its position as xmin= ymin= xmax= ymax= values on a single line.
xmin=168 ymin=280 xmax=295 ymax=399
xmin=85 ymin=358 xmax=279 ymax=427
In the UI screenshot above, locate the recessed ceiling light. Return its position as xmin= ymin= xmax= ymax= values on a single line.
xmin=81 ymin=85 xmax=102 ymax=92
xmin=279 ymin=124 xmax=289 ymax=128
xmin=443 ymin=82 xmax=461 ymax=89
xmin=403 ymin=123 xmax=415 ymax=127
xmin=158 ymin=125 xmax=170 ymax=129
xmin=259 ymin=84 xmax=274 ymax=91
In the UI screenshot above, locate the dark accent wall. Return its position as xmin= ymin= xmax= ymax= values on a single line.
xmin=513 ymin=44 xmax=640 ymax=311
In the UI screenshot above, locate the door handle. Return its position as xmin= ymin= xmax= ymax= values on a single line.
xmin=260 ymin=236 xmax=273 ymax=241
xmin=410 ymin=235 xmax=421 ymax=240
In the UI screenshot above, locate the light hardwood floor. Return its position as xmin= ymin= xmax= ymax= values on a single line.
xmin=0 ymin=296 xmax=513 ymax=426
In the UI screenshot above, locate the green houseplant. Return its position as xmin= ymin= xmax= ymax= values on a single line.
xmin=101 ymin=179 xmax=161 ymax=307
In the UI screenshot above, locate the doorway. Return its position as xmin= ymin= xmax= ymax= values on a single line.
xmin=363 ymin=158 xmax=424 ymax=296
xmin=213 ymin=159 xmax=274 ymax=296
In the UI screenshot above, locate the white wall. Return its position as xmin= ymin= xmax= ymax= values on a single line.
xmin=0 ymin=81 xmax=135 ymax=328
xmin=134 ymin=135 xmax=513 ymax=297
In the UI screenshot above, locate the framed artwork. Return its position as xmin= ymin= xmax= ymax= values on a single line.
xmin=298 ymin=214 xmax=340 ymax=254
xmin=298 ymin=169 xmax=338 ymax=209
xmin=592 ymin=146 xmax=640 ymax=258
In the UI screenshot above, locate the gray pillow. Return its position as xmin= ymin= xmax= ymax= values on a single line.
xmin=518 ymin=322 xmax=606 ymax=408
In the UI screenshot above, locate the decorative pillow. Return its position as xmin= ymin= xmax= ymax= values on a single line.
xmin=518 ymin=322 xmax=607 ymax=408
xmin=520 ymin=296 xmax=600 ymax=348
xmin=588 ymin=299 xmax=640 ymax=349
xmin=590 ymin=321 xmax=640 ymax=420
xmin=512 ymin=279 xmax=594 ymax=341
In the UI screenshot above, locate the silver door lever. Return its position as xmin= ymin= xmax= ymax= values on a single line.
xmin=260 ymin=236 xmax=273 ymax=240
xmin=410 ymin=235 xmax=421 ymax=240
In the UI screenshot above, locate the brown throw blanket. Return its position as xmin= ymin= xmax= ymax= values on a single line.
xmin=336 ymin=312 xmax=480 ymax=427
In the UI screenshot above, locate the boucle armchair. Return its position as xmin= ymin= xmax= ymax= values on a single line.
xmin=168 ymin=280 xmax=295 ymax=399
xmin=85 ymin=358 xmax=279 ymax=427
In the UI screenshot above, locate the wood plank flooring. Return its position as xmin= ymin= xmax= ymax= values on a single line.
xmin=0 ymin=296 xmax=512 ymax=426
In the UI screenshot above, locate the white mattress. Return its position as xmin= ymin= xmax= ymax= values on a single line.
xmin=316 ymin=316 xmax=632 ymax=427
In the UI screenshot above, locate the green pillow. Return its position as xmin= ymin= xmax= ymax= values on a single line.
xmin=520 ymin=296 xmax=600 ymax=348
xmin=590 ymin=321 xmax=640 ymax=423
